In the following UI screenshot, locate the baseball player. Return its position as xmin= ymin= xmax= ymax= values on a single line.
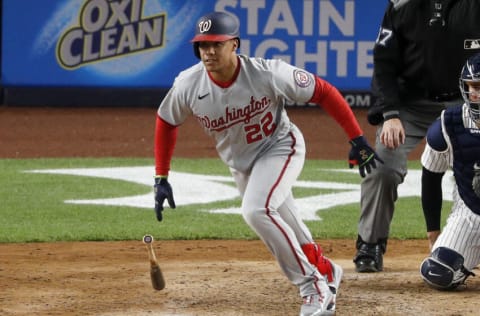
xmin=153 ymin=12 xmax=381 ymax=315
xmin=420 ymin=53 xmax=480 ymax=290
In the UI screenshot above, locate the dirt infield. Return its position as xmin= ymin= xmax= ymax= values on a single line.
xmin=0 ymin=106 xmax=477 ymax=316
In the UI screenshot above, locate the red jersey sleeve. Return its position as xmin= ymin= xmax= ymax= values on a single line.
xmin=308 ymin=76 xmax=363 ymax=140
xmin=154 ymin=115 xmax=178 ymax=176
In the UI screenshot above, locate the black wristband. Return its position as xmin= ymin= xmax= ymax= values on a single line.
xmin=383 ymin=113 xmax=400 ymax=121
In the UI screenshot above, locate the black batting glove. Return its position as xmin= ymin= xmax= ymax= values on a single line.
xmin=348 ymin=136 xmax=383 ymax=178
xmin=153 ymin=177 xmax=176 ymax=221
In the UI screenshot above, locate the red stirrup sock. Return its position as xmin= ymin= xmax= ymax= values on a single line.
xmin=301 ymin=243 xmax=334 ymax=282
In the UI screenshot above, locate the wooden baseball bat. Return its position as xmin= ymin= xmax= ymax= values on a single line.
xmin=142 ymin=234 xmax=165 ymax=290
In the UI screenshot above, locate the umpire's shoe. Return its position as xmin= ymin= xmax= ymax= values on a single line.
xmin=353 ymin=236 xmax=387 ymax=273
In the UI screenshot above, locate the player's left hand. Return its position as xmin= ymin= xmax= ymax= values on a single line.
xmin=154 ymin=177 xmax=176 ymax=221
xmin=348 ymin=136 xmax=383 ymax=177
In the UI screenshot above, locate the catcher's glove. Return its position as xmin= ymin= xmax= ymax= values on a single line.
xmin=348 ymin=136 xmax=383 ymax=178
xmin=154 ymin=177 xmax=176 ymax=221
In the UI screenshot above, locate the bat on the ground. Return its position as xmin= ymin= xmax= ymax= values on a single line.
xmin=142 ymin=234 xmax=165 ymax=290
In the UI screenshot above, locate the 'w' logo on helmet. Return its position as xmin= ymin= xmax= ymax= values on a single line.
xmin=199 ymin=19 xmax=212 ymax=33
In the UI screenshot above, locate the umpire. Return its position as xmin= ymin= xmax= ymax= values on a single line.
xmin=355 ymin=0 xmax=480 ymax=272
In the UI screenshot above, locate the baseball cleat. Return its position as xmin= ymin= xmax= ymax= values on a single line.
xmin=327 ymin=262 xmax=343 ymax=312
xmin=300 ymin=278 xmax=335 ymax=316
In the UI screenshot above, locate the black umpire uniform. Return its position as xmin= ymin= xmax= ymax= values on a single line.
xmin=355 ymin=0 xmax=480 ymax=272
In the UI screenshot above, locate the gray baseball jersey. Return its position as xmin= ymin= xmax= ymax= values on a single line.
xmin=158 ymin=54 xmax=314 ymax=173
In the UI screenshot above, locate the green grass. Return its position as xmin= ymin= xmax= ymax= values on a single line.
xmin=0 ymin=158 xmax=451 ymax=243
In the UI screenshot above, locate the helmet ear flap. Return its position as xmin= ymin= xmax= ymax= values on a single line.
xmin=193 ymin=42 xmax=200 ymax=59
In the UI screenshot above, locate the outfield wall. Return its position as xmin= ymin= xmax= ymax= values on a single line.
xmin=1 ymin=0 xmax=385 ymax=107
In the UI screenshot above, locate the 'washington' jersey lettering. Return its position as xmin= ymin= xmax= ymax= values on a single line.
xmin=158 ymin=55 xmax=315 ymax=172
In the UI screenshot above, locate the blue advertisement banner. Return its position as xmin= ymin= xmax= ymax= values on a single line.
xmin=1 ymin=0 xmax=386 ymax=91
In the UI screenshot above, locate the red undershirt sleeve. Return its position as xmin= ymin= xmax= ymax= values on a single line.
xmin=308 ymin=76 xmax=363 ymax=140
xmin=154 ymin=115 xmax=178 ymax=176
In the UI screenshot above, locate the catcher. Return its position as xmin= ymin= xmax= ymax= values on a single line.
xmin=420 ymin=53 xmax=480 ymax=290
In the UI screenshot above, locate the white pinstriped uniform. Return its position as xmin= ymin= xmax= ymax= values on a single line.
xmin=421 ymin=104 xmax=480 ymax=271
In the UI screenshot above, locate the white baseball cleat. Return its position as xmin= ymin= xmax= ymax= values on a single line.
xmin=326 ymin=262 xmax=343 ymax=312
xmin=300 ymin=278 xmax=335 ymax=316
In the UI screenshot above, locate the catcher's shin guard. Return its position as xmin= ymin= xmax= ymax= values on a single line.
xmin=420 ymin=247 xmax=474 ymax=290
xmin=301 ymin=243 xmax=334 ymax=282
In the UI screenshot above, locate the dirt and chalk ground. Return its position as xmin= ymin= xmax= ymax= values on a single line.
xmin=1 ymin=106 xmax=476 ymax=316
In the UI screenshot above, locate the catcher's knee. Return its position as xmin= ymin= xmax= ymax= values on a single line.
xmin=420 ymin=247 xmax=474 ymax=290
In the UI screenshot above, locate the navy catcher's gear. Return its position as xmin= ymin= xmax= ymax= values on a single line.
xmin=191 ymin=12 xmax=240 ymax=59
xmin=425 ymin=119 xmax=447 ymax=152
xmin=459 ymin=53 xmax=480 ymax=124
xmin=348 ymin=136 xmax=383 ymax=178
xmin=420 ymin=247 xmax=474 ymax=290
xmin=443 ymin=106 xmax=480 ymax=215
xmin=154 ymin=177 xmax=176 ymax=221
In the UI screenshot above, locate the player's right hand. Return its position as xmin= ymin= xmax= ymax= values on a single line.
xmin=154 ymin=177 xmax=176 ymax=221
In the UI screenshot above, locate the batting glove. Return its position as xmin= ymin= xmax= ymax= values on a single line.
xmin=348 ymin=136 xmax=383 ymax=178
xmin=154 ymin=177 xmax=176 ymax=221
